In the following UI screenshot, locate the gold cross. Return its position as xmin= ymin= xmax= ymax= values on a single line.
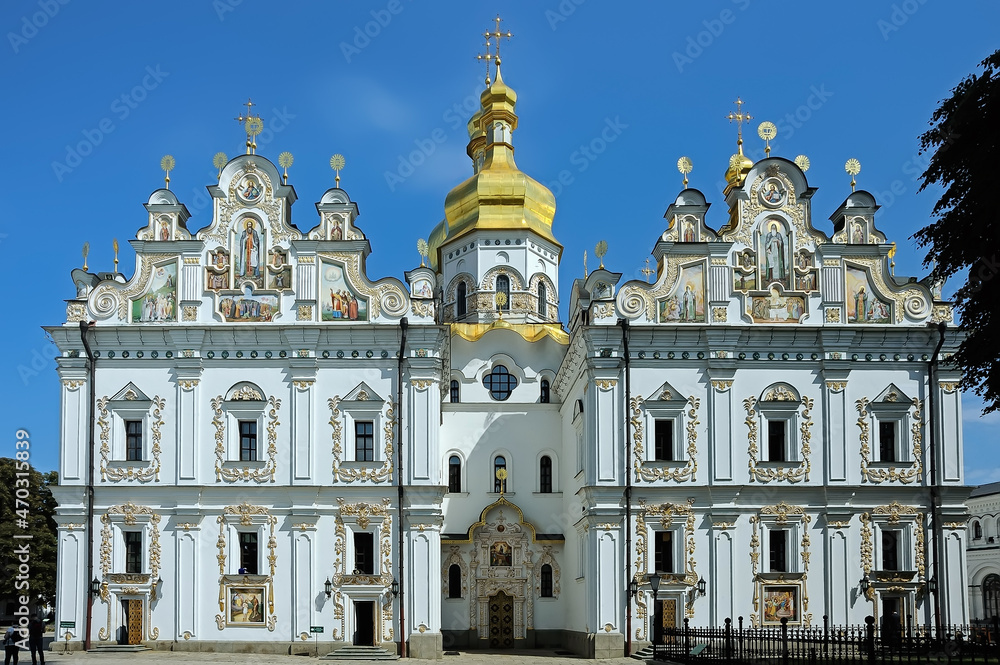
xmin=726 ymin=97 xmax=753 ymax=146
xmin=476 ymin=38 xmax=493 ymax=86
xmin=641 ymin=258 xmax=655 ymax=284
xmin=235 ymin=97 xmax=255 ymax=124
xmin=484 ymin=15 xmax=512 ymax=68
xmin=495 ymin=468 xmax=508 ymax=495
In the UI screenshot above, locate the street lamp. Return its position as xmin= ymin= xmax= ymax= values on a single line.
xmin=649 ymin=573 xmax=661 ymax=662
xmin=860 ymin=575 xmax=870 ymax=594
xmin=324 ymin=578 xmax=333 ymax=599
xmin=391 ymin=578 xmax=400 ymax=598
xmin=697 ymin=577 xmax=707 ymax=597
xmin=927 ymin=577 xmax=938 ymax=594
xmin=629 ymin=578 xmax=638 ymax=598
xmin=90 ymin=578 xmax=101 ymax=597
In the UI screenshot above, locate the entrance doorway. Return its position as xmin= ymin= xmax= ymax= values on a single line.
xmin=354 ymin=601 xmax=376 ymax=646
xmin=488 ymin=591 xmax=514 ymax=648
xmin=653 ymin=598 xmax=677 ymax=646
xmin=123 ymin=599 xmax=143 ymax=645
xmin=880 ymin=596 xmax=904 ymax=642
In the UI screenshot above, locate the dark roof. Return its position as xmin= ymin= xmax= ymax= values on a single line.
xmin=970 ymin=482 xmax=1000 ymax=498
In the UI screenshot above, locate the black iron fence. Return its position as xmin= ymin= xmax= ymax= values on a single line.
xmin=652 ymin=616 xmax=1000 ymax=663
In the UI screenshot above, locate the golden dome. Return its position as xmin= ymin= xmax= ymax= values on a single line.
xmin=426 ymin=218 xmax=449 ymax=270
xmin=436 ymin=68 xmax=559 ymax=260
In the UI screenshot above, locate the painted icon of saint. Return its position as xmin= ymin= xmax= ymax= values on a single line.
xmin=236 ymin=220 xmax=261 ymax=279
xmin=763 ymin=222 xmax=787 ymax=284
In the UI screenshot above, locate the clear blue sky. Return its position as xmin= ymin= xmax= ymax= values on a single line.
xmin=3 ymin=1 xmax=998 ymax=477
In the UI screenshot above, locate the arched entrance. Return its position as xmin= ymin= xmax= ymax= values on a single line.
xmin=489 ymin=591 xmax=514 ymax=648
xmin=984 ymin=574 xmax=1000 ymax=621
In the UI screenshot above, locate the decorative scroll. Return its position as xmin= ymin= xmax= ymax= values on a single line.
xmin=214 ymin=503 xmax=278 ymax=631
xmin=632 ymin=396 xmax=700 ymax=482
xmin=618 ymin=255 xmax=703 ymax=321
xmin=318 ymin=252 xmax=408 ymax=318
xmin=636 ymin=499 xmax=698 ymax=617
xmin=97 ymin=504 xmax=161 ymax=640
xmin=862 ymin=502 xmax=926 ymax=580
xmin=744 ymin=395 xmax=813 ymax=482
xmin=749 ymin=504 xmax=812 ymax=627
xmin=857 ymin=397 xmax=923 ymax=483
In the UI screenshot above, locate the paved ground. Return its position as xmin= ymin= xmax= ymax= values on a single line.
xmin=27 ymin=652 xmax=638 ymax=664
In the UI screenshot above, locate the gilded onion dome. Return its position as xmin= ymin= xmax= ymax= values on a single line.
xmin=724 ymin=145 xmax=754 ymax=193
xmin=433 ymin=68 xmax=559 ymax=265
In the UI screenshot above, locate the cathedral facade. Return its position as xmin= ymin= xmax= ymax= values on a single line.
xmin=47 ymin=61 xmax=969 ymax=658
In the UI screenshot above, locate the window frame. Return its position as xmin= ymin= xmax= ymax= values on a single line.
xmin=756 ymin=401 xmax=799 ymax=464
xmin=876 ymin=526 xmax=908 ymax=572
xmin=456 ymin=281 xmax=468 ymax=318
xmin=537 ymin=282 xmax=547 ymax=318
xmin=124 ymin=531 xmax=143 ymax=574
xmin=768 ymin=528 xmax=789 ymax=573
xmin=642 ymin=398 xmax=687 ymax=465
xmin=540 ymin=564 xmax=554 ymax=598
xmin=483 ymin=365 xmax=518 ymax=401
xmin=448 ymin=454 xmax=463 ymax=493
xmin=539 ymin=455 xmax=553 ymax=494
xmin=493 ymin=455 xmax=508 ymax=493
xmin=354 ymin=420 xmax=375 ymax=462
xmin=448 ymin=564 xmax=463 ymax=599
xmin=496 ymin=275 xmax=511 ymax=311
xmin=353 ymin=532 xmax=376 ymax=575
xmin=238 ymin=419 xmax=258 ymax=462
xmin=540 ymin=379 xmax=551 ymax=404
xmin=125 ymin=419 xmax=144 ymax=462
xmin=449 ymin=379 xmax=460 ymax=403
xmin=239 ymin=531 xmax=259 ymax=575
xmin=653 ymin=529 xmax=677 ymax=574
xmin=868 ymin=402 xmax=911 ymax=464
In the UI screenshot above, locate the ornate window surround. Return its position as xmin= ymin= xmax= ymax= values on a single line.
xmin=634 ymin=499 xmax=699 ymax=623
xmin=744 ymin=383 xmax=813 ymax=483
xmin=857 ymin=388 xmax=923 ymax=483
xmin=329 ymin=390 xmax=395 ymax=483
xmin=860 ymin=502 xmax=925 ymax=593
xmin=630 ymin=391 xmax=700 ymax=483
xmin=211 ymin=382 xmax=279 ymax=483
xmin=97 ymin=383 xmax=164 ymax=482
xmin=214 ymin=502 xmax=278 ymax=631
xmin=748 ymin=502 xmax=812 ymax=628
xmin=97 ymin=503 xmax=161 ymax=641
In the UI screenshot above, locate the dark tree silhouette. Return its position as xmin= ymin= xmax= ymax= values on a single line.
xmin=915 ymin=49 xmax=1000 ymax=412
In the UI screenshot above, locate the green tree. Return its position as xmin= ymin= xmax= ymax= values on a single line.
xmin=915 ymin=49 xmax=1000 ymax=412
xmin=0 ymin=458 xmax=58 ymax=608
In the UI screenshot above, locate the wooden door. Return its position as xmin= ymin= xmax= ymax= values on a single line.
xmin=126 ymin=599 xmax=143 ymax=645
xmin=489 ymin=591 xmax=514 ymax=648
xmin=660 ymin=598 xmax=677 ymax=645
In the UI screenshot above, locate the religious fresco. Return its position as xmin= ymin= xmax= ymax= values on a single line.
xmin=794 ymin=271 xmax=817 ymax=292
xmin=762 ymin=586 xmax=799 ymax=625
xmin=850 ymin=220 xmax=866 ymax=244
xmin=680 ymin=219 xmax=697 ymax=242
xmin=219 ymin=292 xmax=279 ymax=322
xmin=131 ymin=262 xmax=177 ymax=323
xmin=734 ymin=269 xmax=757 ymax=292
xmin=658 ymin=263 xmax=705 ymax=323
xmin=750 ymin=287 xmax=806 ymax=324
xmin=846 ymin=266 xmax=891 ymax=323
xmin=759 ymin=218 xmax=790 ymax=289
xmin=267 ymin=268 xmax=292 ymax=290
xmin=228 ymin=586 xmax=266 ymax=625
xmin=232 ymin=217 xmax=265 ymax=289
xmin=411 ymin=278 xmax=433 ymax=299
xmin=490 ymin=541 xmax=512 ymax=567
xmin=206 ymin=249 xmax=230 ymax=291
xmin=236 ymin=173 xmax=264 ymax=205
xmin=321 ymin=263 xmax=368 ymax=321
xmin=758 ymin=177 xmax=788 ymax=207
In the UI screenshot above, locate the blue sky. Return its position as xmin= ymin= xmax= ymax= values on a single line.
xmin=3 ymin=1 xmax=998 ymax=477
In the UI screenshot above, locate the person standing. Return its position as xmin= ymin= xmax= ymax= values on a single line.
xmin=3 ymin=625 xmax=19 ymax=665
xmin=27 ymin=617 xmax=43 ymax=665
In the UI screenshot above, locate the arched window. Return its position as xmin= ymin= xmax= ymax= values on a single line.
xmin=450 ymin=380 xmax=460 ymax=403
xmin=494 ymin=456 xmax=507 ymax=493
xmin=448 ymin=455 xmax=462 ymax=493
xmin=540 ymin=379 xmax=550 ymax=404
xmin=538 ymin=283 xmax=547 ymax=317
xmin=483 ymin=365 xmax=518 ymax=401
xmin=975 ymin=521 xmax=983 ymax=540
xmin=985 ymin=574 xmax=1000 ymax=621
xmin=540 ymin=564 xmax=553 ymax=597
xmin=539 ymin=455 xmax=553 ymax=493
xmin=457 ymin=282 xmax=467 ymax=318
xmin=496 ymin=275 xmax=510 ymax=311
xmin=448 ymin=564 xmax=462 ymax=599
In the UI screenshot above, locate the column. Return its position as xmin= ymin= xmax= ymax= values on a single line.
xmin=407 ymin=523 xmax=443 ymax=658
xmin=174 ymin=520 xmax=201 ymax=639
xmin=291 ymin=380 xmax=315 ymax=481
xmin=291 ymin=521 xmax=318 ymax=640
xmin=708 ymin=374 xmax=736 ymax=482
xmin=823 ymin=375 xmax=850 ymax=483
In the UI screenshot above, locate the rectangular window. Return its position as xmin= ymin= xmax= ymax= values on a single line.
xmin=239 ymin=420 xmax=257 ymax=462
xmin=654 ymin=531 xmax=674 ymax=573
xmin=881 ymin=531 xmax=899 ymax=571
xmin=654 ymin=419 xmax=674 ymax=461
xmin=239 ymin=532 xmax=259 ymax=574
xmin=354 ymin=532 xmax=375 ymax=575
xmin=769 ymin=529 xmax=788 ymax=572
xmin=879 ymin=421 xmax=897 ymax=462
xmin=355 ymin=421 xmax=375 ymax=462
xmin=767 ymin=420 xmax=787 ymax=462
xmin=125 ymin=420 xmax=143 ymax=462
xmin=124 ymin=531 xmax=142 ymax=574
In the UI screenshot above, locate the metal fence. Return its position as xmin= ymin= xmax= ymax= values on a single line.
xmin=652 ymin=616 xmax=1000 ymax=663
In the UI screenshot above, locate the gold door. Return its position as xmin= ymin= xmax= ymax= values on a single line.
xmin=489 ymin=591 xmax=514 ymax=648
xmin=662 ymin=599 xmax=677 ymax=645
xmin=126 ymin=599 xmax=143 ymax=645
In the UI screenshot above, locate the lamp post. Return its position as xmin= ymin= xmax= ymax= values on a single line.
xmin=649 ymin=573 xmax=661 ymax=662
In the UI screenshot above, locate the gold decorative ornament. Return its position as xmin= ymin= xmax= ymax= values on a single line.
xmin=594 ymin=379 xmax=617 ymax=390
xmin=484 ymin=14 xmax=512 ymax=71
xmin=631 ymin=395 xmax=700 ymax=483
xmin=160 ymin=154 xmax=175 ymax=189
xmin=330 ymin=153 xmax=346 ymax=187
xmin=641 ymin=257 xmax=654 ymax=283
xmin=794 ymin=155 xmax=810 ymax=172
xmin=417 ymin=238 xmax=429 ymax=267
xmin=757 ymin=121 xmax=777 ymax=156
xmin=744 ymin=394 xmax=814 ymax=483
xmin=825 ymin=381 xmax=847 ymax=392
xmin=476 ymin=37 xmax=493 ymax=86
xmin=712 ymin=306 xmax=728 ymax=322
xmin=845 ymin=158 xmax=861 ymax=192
xmin=677 ymin=156 xmax=693 ymax=188
xmin=711 ymin=380 xmax=733 ymax=392
xmin=82 ymin=242 xmax=90 ymax=271
xmin=277 ymin=151 xmax=293 ymax=184
xmin=595 ymin=240 xmax=608 ymax=269
xmin=825 ymin=308 xmax=842 ymax=323
xmin=856 ymin=396 xmax=922 ymax=483
xmin=212 ymin=151 xmax=228 ymax=179
xmin=889 ymin=241 xmax=897 ymax=276
xmin=112 ymin=238 xmax=119 ymax=274
xmin=296 ymin=305 xmax=313 ymax=321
